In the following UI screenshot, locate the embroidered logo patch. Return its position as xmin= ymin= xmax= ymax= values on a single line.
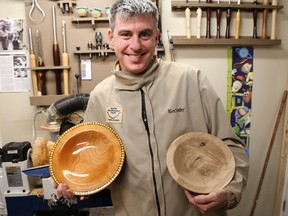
xmin=106 ymin=106 xmax=122 ymax=123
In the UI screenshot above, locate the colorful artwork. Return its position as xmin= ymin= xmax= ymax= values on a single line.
xmin=227 ymin=47 xmax=254 ymax=155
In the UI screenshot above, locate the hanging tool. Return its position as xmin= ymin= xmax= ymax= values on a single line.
xmin=62 ymin=20 xmax=69 ymax=95
xmin=261 ymin=0 xmax=269 ymax=39
xmin=167 ymin=30 xmax=175 ymax=62
xmin=252 ymin=0 xmax=258 ymax=39
xmin=249 ymin=90 xmax=288 ymax=216
xmin=270 ymin=0 xmax=279 ymax=40
xmin=225 ymin=0 xmax=231 ymax=38
xmin=185 ymin=7 xmax=191 ymax=39
xmin=29 ymin=0 xmax=45 ymax=23
xmin=235 ymin=0 xmax=241 ymax=39
xmin=103 ymin=43 xmax=109 ymax=59
xmin=206 ymin=0 xmax=212 ymax=38
xmin=196 ymin=0 xmax=202 ymax=39
xmin=216 ymin=0 xmax=221 ymax=38
xmin=95 ymin=32 xmax=102 ymax=58
xmin=87 ymin=41 xmax=93 ymax=59
xmin=28 ymin=28 xmax=38 ymax=96
xmin=35 ymin=29 xmax=47 ymax=95
xmin=52 ymin=5 xmax=62 ymax=94
xmin=75 ymin=46 xmax=82 ymax=93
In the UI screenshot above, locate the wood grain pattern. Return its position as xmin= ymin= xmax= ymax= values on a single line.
xmin=49 ymin=122 xmax=125 ymax=195
xmin=167 ymin=132 xmax=235 ymax=194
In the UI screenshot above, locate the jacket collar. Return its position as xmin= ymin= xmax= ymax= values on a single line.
xmin=112 ymin=56 xmax=160 ymax=91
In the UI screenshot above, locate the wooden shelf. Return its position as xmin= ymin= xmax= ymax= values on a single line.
xmin=30 ymin=95 xmax=70 ymax=106
xmin=171 ymin=1 xmax=283 ymax=11
xmin=171 ymin=36 xmax=281 ymax=46
xmin=72 ymin=17 xmax=109 ymax=29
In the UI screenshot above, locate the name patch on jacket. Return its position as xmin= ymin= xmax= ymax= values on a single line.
xmin=168 ymin=107 xmax=184 ymax=113
xmin=106 ymin=106 xmax=122 ymax=123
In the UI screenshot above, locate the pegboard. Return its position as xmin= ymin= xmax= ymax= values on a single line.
xmin=24 ymin=0 xmax=117 ymax=101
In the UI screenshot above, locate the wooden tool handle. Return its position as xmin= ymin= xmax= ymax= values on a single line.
xmin=271 ymin=0 xmax=278 ymax=40
xmin=235 ymin=9 xmax=240 ymax=39
xmin=206 ymin=0 xmax=212 ymax=38
xmin=206 ymin=8 xmax=211 ymax=38
xmin=185 ymin=7 xmax=191 ymax=39
xmin=216 ymin=8 xmax=221 ymax=38
xmin=62 ymin=52 xmax=69 ymax=95
xmin=253 ymin=1 xmax=258 ymax=39
xmin=196 ymin=7 xmax=202 ymax=39
xmin=261 ymin=0 xmax=269 ymax=39
xmin=225 ymin=8 xmax=231 ymax=38
xmin=30 ymin=54 xmax=38 ymax=96
xmin=38 ymin=71 xmax=47 ymax=95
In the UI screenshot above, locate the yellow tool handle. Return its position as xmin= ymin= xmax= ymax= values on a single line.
xmin=30 ymin=53 xmax=38 ymax=96
xmin=235 ymin=9 xmax=240 ymax=39
xmin=185 ymin=8 xmax=191 ymax=39
xmin=62 ymin=52 xmax=69 ymax=95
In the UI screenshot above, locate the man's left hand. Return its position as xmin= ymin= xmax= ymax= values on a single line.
xmin=184 ymin=189 xmax=228 ymax=213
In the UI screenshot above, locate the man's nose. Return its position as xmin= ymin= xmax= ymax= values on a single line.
xmin=130 ymin=36 xmax=142 ymax=50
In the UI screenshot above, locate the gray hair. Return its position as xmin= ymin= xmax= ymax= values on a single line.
xmin=109 ymin=0 xmax=159 ymax=33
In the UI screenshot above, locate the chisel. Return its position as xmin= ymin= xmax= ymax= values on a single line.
xmin=35 ymin=29 xmax=47 ymax=95
xmin=185 ymin=7 xmax=191 ymax=39
xmin=216 ymin=0 xmax=221 ymax=38
xmin=253 ymin=0 xmax=258 ymax=39
xmin=62 ymin=20 xmax=69 ymax=95
xmin=52 ymin=5 xmax=62 ymax=94
xmin=28 ymin=28 xmax=38 ymax=96
xmin=196 ymin=0 xmax=202 ymax=39
xmin=262 ymin=0 xmax=269 ymax=39
xmin=225 ymin=0 xmax=231 ymax=38
xmin=235 ymin=0 xmax=241 ymax=39
xmin=206 ymin=0 xmax=212 ymax=38
xmin=270 ymin=0 xmax=279 ymax=40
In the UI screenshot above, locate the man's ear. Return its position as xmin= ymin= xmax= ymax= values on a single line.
xmin=108 ymin=29 xmax=114 ymax=49
xmin=155 ymin=28 xmax=160 ymax=46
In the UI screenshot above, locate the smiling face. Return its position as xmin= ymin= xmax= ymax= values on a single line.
xmin=108 ymin=14 xmax=159 ymax=74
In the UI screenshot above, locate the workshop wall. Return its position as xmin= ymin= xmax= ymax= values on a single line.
xmin=0 ymin=1 xmax=288 ymax=216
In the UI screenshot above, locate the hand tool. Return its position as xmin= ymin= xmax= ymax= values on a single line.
xmin=235 ymin=0 xmax=241 ymax=39
xmin=206 ymin=0 xmax=212 ymax=38
xmin=29 ymin=0 xmax=45 ymax=23
xmin=216 ymin=0 xmax=221 ymax=38
xmin=52 ymin=5 xmax=62 ymax=94
xmin=252 ymin=0 xmax=258 ymax=39
xmin=185 ymin=7 xmax=191 ymax=39
xmin=28 ymin=27 xmax=38 ymax=96
xmin=196 ymin=1 xmax=202 ymax=39
xmin=270 ymin=0 xmax=279 ymax=40
xmin=261 ymin=0 xmax=269 ymax=39
xmin=167 ymin=30 xmax=175 ymax=62
xmin=87 ymin=40 xmax=93 ymax=59
xmin=225 ymin=0 xmax=231 ymax=38
xmin=62 ymin=20 xmax=69 ymax=95
xmin=103 ymin=43 xmax=109 ymax=58
xmin=95 ymin=32 xmax=102 ymax=57
xmin=35 ymin=29 xmax=47 ymax=95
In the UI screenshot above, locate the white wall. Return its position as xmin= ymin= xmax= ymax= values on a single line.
xmin=1 ymin=0 xmax=288 ymax=216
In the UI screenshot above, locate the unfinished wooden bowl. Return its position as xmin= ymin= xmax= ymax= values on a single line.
xmin=167 ymin=132 xmax=235 ymax=194
xmin=49 ymin=122 xmax=125 ymax=196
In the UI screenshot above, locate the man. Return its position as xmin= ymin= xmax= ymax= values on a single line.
xmin=57 ymin=0 xmax=249 ymax=215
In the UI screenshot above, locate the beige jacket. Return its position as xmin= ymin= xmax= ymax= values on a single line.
xmin=84 ymin=57 xmax=249 ymax=216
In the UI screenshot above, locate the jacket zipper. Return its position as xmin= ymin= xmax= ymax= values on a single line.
xmin=140 ymin=88 xmax=161 ymax=216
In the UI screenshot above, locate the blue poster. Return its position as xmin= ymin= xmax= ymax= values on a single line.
xmin=227 ymin=47 xmax=254 ymax=155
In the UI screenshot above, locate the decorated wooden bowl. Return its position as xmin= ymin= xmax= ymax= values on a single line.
xmin=49 ymin=122 xmax=125 ymax=196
